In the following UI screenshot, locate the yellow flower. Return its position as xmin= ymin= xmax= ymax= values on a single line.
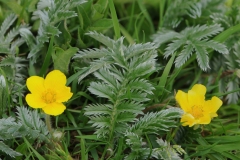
xmin=26 ymin=70 xmax=73 ymax=116
xmin=175 ymin=84 xmax=222 ymax=127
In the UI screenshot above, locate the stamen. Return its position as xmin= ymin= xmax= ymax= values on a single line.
xmin=191 ymin=105 xmax=203 ymax=119
xmin=42 ymin=89 xmax=56 ymax=104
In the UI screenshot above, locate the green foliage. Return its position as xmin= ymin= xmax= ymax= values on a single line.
xmin=163 ymin=0 xmax=202 ymax=28
xmin=0 ymin=13 xmax=28 ymax=54
xmin=0 ymin=74 xmax=8 ymax=118
xmin=0 ymin=13 xmax=29 ymax=106
xmin=163 ymin=0 xmax=225 ymax=28
xmin=124 ymin=108 xmax=183 ymax=160
xmin=52 ymin=47 xmax=79 ymax=74
xmin=74 ymin=32 xmax=183 ymax=159
xmin=210 ymin=6 xmax=240 ymax=104
xmin=0 ymin=141 xmax=22 ymax=158
xmin=0 ymin=107 xmax=49 ymax=158
xmin=21 ymin=0 xmax=86 ymax=60
xmin=1 ymin=0 xmax=240 ymax=159
xmin=0 ymin=56 xmax=28 ymax=104
xmin=128 ymin=108 xmax=183 ymax=136
xmin=76 ymin=32 xmax=157 ymax=138
xmin=16 ymin=106 xmax=49 ymax=142
xmin=152 ymin=24 xmax=229 ymax=71
xmin=153 ymin=138 xmax=185 ymax=160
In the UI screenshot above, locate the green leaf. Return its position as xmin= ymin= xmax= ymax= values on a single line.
xmin=79 ymin=32 xmax=157 ymax=142
xmin=193 ymin=24 xmax=223 ymax=40
xmin=0 ymin=141 xmax=22 ymax=158
xmin=153 ymin=24 xmax=228 ymax=70
xmin=19 ymin=28 xmax=37 ymax=50
xmin=86 ymin=31 xmax=120 ymax=49
xmin=53 ymin=47 xmax=78 ymax=74
xmin=74 ymin=48 xmax=109 ymax=59
xmin=194 ymin=43 xmax=209 ymax=71
xmin=23 ymin=138 xmax=46 ymax=160
xmin=152 ymin=29 xmax=179 ymax=47
xmin=88 ymin=82 xmax=116 ymax=102
xmin=77 ymin=1 xmax=92 ymax=29
xmin=84 ymin=104 xmax=112 ymax=116
xmin=16 ymin=106 xmax=49 ymax=142
xmin=129 ymin=108 xmax=183 ymax=136
xmin=126 ymin=42 xmax=156 ymax=60
xmin=0 ymin=13 xmax=17 ymax=38
xmin=0 ymin=73 xmax=8 ymax=118
xmin=0 ymin=0 xmax=28 ymax=21
xmin=186 ymin=2 xmax=201 ymax=18
xmin=158 ymin=52 xmax=176 ymax=96
xmin=175 ymin=44 xmax=193 ymax=68
xmin=54 ymin=20 xmax=72 ymax=47
xmin=89 ymin=18 xmax=113 ymax=31
xmin=200 ymin=40 xmax=229 ymax=54
xmin=55 ymin=11 xmax=77 ymax=22
xmin=164 ymin=39 xmax=186 ymax=58
xmin=94 ymin=69 xmax=119 ymax=89
xmin=45 ymin=25 xmax=61 ymax=35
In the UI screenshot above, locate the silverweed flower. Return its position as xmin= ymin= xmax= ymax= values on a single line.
xmin=26 ymin=70 xmax=73 ymax=116
xmin=176 ymin=84 xmax=222 ymax=127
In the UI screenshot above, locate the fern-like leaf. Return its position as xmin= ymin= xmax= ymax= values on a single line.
xmin=194 ymin=43 xmax=210 ymax=71
xmin=84 ymin=104 xmax=112 ymax=116
xmin=129 ymin=108 xmax=183 ymax=136
xmin=164 ymin=39 xmax=186 ymax=58
xmin=163 ymin=0 xmax=203 ymax=28
xmin=77 ymin=32 xmax=157 ymax=141
xmin=74 ymin=48 xmax=110 ymax=59
xmin=192 ymin=24 xmax=223 ymax=40
xmin=153 ymin=24 xmax=228 ymax=70
xmin=0 ymin=141 xmax=22 ymax=158
xmin=175 ymin=44 xmax=194 ymax=68
xmin=16 ymin=106 xmax=49 ymax=142
xmin=27 ymin=0 xmax=86 ymax=59
xmin=153 ymin=138 xmax=184 ymax=160
xmin=0 ymin=14 xmax=17 ymax=38
xmin=86 ymin=31 xmax=124 ymax=49
xmin=152 ymin=29 xmax=179 ymax=47
xmin=0 ymin=14 xmax=29 ymax=54
xmin=226 ymin=79 xmax=240 ymax=104
xmin=88 ymin=82 xmax=116 ymax=102
xmin=124 ymin=132 xmax=151 ymax=160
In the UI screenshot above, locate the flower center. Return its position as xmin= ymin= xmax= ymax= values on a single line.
xmin=191 ymin=105 xmax=203 ymax=119
xmin=42 ymin=89 xmax=56 ymax=104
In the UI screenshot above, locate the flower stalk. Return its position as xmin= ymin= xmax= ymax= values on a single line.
xmin=45 ymin=114 xmax=53 ymax=133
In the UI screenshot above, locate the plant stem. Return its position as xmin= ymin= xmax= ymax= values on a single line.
xmin=45 ymin=114 xmax=53 ymax=133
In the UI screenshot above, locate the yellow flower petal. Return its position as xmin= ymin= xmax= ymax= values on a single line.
xmin=181 ymin=113 xmax=196 ymax=127
xmin=187 ymin=84 xmax=206 ymax=106
xmin=204 ymin=96 xmax=222 ymax=114
xmin=188 ymin=90 xmax=205 ymax=107
xmin=26 ymin=76 xmax=44 ymax=94
xmin=210 ymin=112 xmax=218 ymax=118
xmin=175 ymin=90 xmax=191 ymax=112
xmin=198 ymin=115 xmax=211 ymax=124
xmin=44 ymin=70 xmax=67 ymax=89
xmin=176 ymin=84 xmax=222 ymax=127
xmin=55 ymin=87 xmax=73 ymax=102
xmin=42 ymin=102 xmax=66 ymax=116
xmin=191 ymin=84 xmax=206 ymax=96
xmin=26 ymin=94 xmax=46 ymax=108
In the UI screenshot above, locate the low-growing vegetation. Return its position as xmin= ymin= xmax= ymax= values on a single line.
xmin=0 ymin=0 xmax=240 ymax=159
